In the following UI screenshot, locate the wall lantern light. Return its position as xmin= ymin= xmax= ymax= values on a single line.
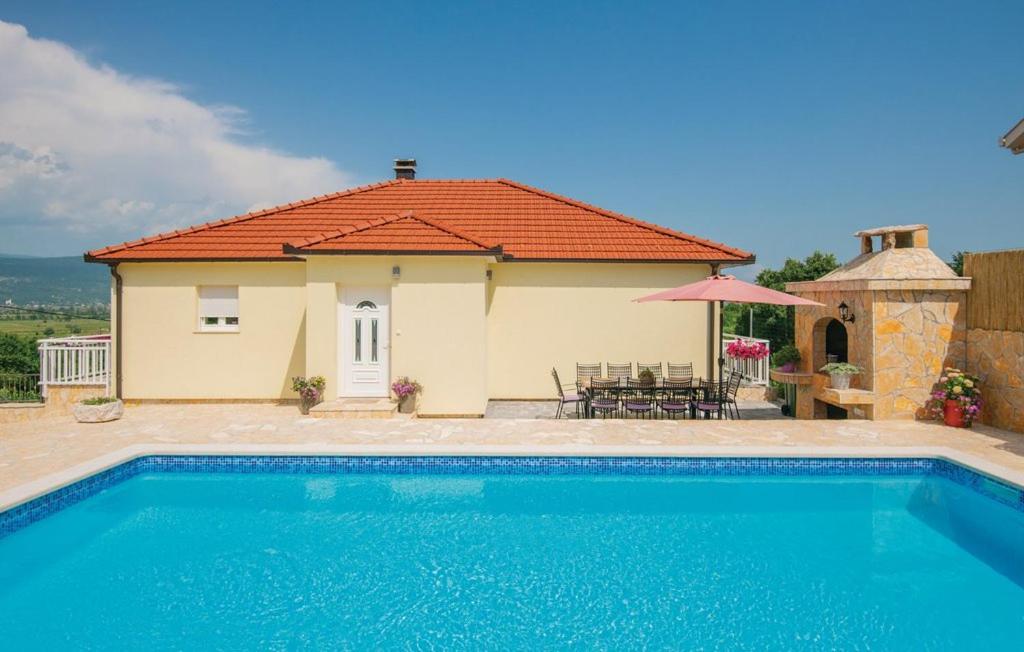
xmin=391 ymin=266 xmax=401 ymax=280
xmin=838 ymin=301 xmax=856 ymax=324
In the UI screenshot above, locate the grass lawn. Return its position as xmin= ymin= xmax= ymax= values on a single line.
xmin=0 ymin=318 xmax=110 ymax=339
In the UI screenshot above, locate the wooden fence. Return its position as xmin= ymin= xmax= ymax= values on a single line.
xmin=964 ymin=249 xmax=1024 ymax=332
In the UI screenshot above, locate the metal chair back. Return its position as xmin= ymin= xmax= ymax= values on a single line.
xmin=576 ymin=363 xmax=602 ymax=388
xmin=637 ymin=362 xmax=663 ymax=380
xmin=606 ymin=363 xmax=632 ymax=381
xmin=667 ymin=362 xmax=693 ymax=381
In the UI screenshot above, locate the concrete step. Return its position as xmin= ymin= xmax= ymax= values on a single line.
xmin=309 ymin=397 xmax=400 ymax=419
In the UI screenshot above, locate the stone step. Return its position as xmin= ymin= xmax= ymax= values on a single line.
xmin=309 ymin=397 xmax=400 ymax=419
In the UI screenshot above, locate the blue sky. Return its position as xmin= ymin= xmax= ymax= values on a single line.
xmin=1 ymin=1 xmax=1022 ymax=275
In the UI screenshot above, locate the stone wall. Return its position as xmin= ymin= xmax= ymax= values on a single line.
xmin=872 ymin=290 xmax=967 ymax=419
xmin=0 ymin=384 xmax=107 ymax=425
xmin=967 ymin=329 xmax=1024 ymax=433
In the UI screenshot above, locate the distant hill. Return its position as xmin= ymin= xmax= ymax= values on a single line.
xmin=0 ymin=254 xmax=109 ymax=306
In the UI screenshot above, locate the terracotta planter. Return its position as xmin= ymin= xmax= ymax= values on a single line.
xmin=72 ymin=399 xmax=124 ymax=423
xmin=943 ymin=399 xmax=967 ymax=428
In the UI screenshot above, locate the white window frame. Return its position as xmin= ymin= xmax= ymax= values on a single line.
xmin=197 ymin=286 xmax=240 ymax=332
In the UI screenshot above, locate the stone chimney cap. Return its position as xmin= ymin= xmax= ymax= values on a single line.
xmin=853 ymin=224 xmax=927 ymax=237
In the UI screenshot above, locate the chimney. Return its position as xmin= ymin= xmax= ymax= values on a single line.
xmin=394 ymin=158 xmax=416 ymax=180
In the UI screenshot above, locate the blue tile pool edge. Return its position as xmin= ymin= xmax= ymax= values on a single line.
xmin=2 ymin=455 xmax=1022 ymax=539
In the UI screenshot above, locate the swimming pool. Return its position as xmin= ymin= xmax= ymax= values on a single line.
xmin=1 ymin=456 xmax=1022 ymax=649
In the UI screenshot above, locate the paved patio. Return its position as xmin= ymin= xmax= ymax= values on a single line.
xmin=4 ymin=403 xmax=1024 ymax=511
xmin=483 ymin=399 xmax=786 ymax=419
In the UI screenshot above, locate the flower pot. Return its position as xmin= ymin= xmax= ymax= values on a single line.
xmin=399 ymin=396 xmax=416 ymax=414
xmin=943 ymin=399 xmax=966 ymax=428
xmin=829 ymin=373 xmax=851 ymax=390
xmin=72 ymin=399 xmax=124 ymax=423
xmin=778 ymin=362 xmax=796 ymax=373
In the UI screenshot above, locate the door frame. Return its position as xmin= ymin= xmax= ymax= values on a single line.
xmin=337 ymin=286 xmax=391 ymax=397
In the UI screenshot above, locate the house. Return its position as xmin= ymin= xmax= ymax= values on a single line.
xmin=85 ymin=161 xmax=753 ymax=416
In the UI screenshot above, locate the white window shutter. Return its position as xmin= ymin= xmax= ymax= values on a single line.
xmin=199 ymin=286 xmax=238 ymax=318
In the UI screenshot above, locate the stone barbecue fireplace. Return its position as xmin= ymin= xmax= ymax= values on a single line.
xmin=774 ymin=225 xmax=970 ymax=420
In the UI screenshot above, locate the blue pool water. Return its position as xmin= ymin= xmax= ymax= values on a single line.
xmin=1 ymin=457 xmax=1023 ymax=649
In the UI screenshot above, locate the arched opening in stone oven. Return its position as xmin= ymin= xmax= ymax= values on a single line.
xmin=811 ymin=317 xmax=850 ymax=370
xmin=825 ymin=319 xmax=848 ymax=363
xmin=811 ymin=317 xmax=852 ymax=420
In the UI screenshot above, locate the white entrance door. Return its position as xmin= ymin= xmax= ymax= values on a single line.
xmin=339 ymin=288 xmax=390 ymax=397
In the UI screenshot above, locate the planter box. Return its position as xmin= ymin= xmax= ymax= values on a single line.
xmin=72 ymin=399 xmax=124 ymax=423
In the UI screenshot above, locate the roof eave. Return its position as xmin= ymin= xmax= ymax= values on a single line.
xmin=1001 ymin=117 xmax=1024 ymax=154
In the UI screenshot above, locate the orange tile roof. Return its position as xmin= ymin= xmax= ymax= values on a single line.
xmin=286 ymin=211 xmax=502 ymax=255
xmin=85 ymin=179 xmax=753 ymax=263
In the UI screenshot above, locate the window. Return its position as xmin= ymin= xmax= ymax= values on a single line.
xmin=354 ymin=319 xmax=362 ymax=362
xmin=198 ymin=286 xmax=239 ymax=332
xmin=356 ymin=300 xmax=377 ymax=310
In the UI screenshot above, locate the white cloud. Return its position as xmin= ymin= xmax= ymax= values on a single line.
xmin=0 ymin=21 xmax=351 ymax=245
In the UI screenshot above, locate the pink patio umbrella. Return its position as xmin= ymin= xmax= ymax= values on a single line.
xmin=635 ymin=275 xmax=823 ymax=381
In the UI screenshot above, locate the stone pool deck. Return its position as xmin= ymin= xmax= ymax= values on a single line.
xmin=3 ymin=403 xmax=1024 ymax=510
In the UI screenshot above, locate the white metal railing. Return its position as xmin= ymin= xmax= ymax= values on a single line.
xmin=722 ymin=333 xmax=771 ymax=386
xmin=37 ymin=334 xmax=112 ymax=397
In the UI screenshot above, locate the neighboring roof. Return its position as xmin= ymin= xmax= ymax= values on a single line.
xmin=85 ymin=179 xmax=753 ymax=264
xmin=1001 ymin=117 xmax=1024 ymax=154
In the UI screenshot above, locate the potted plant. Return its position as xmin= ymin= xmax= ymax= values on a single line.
xmin=637 ymin=368 xmax=656 ymax=384
xmin=928 ymin=368 xmax=982 ymax=428
xmin=291 ymin=376 xmax=326 ymax=414
xmin=391 ymin=377 xmax=422 ymax=414
xmin=72 ymin=395 xmax=124 ymax=423
xmin=772 ymin=344 xmax=801 ymax=373
xmin=819 ymin=362 xmax=861 ymax=390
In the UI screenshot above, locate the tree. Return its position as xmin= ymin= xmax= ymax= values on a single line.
xmin=948 ymin=251 xmax=966 ymax=276
xmin=0 ymin=333 xmax=38 ymax=374
xmin=731 ymin=251 xmax=840 ymax=352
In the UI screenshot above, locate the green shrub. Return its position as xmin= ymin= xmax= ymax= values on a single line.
xmin=771 ymin=344 xmax=801 ymax=367
xmin=82 ymin=396 xmax=119 ymax=405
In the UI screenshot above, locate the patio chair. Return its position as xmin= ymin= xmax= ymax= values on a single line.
xmin=667 ymin=362 xmax=693 ymax=381
xmin=606 ymin=363 xmax=632 ymax=381
xmin=658 ymin=378 xmax=692 ymax=419
xmin=637 ymin=362 xmax=663 ymax=380
xmin=589 ymin=378 xmax=620 ymax=418
xmin=693 ymin=378 xmax=728 ymax=419
xmin=723 ymin=372 xmax=742 ymax=420
xmin=576 ymin=363 xmax=602 ymax=393
xmin=624 ymin=378 xmax=656 ymax=419
xmin=551 ymin=368 xmax=584 ymax=419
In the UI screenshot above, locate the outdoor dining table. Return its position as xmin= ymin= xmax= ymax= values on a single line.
xmin=579 ymin=377 xmax=707 ymax=419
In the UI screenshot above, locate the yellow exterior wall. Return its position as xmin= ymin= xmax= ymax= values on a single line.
xmin=304 ymin=256 xmax=489 ymax=416
xmin=114 ymin=258 xmax=716 ymax=413
xmin=118 ymin=262 xmax=307 ymax=399
xmin=486 ymin=262 xmax=715 ymax=398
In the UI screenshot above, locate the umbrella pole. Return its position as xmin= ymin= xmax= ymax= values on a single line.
xmin=718 ymin=300 xmax=725 ymax=383
xmin=706 ymin=302 xmax=715 ymax=382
